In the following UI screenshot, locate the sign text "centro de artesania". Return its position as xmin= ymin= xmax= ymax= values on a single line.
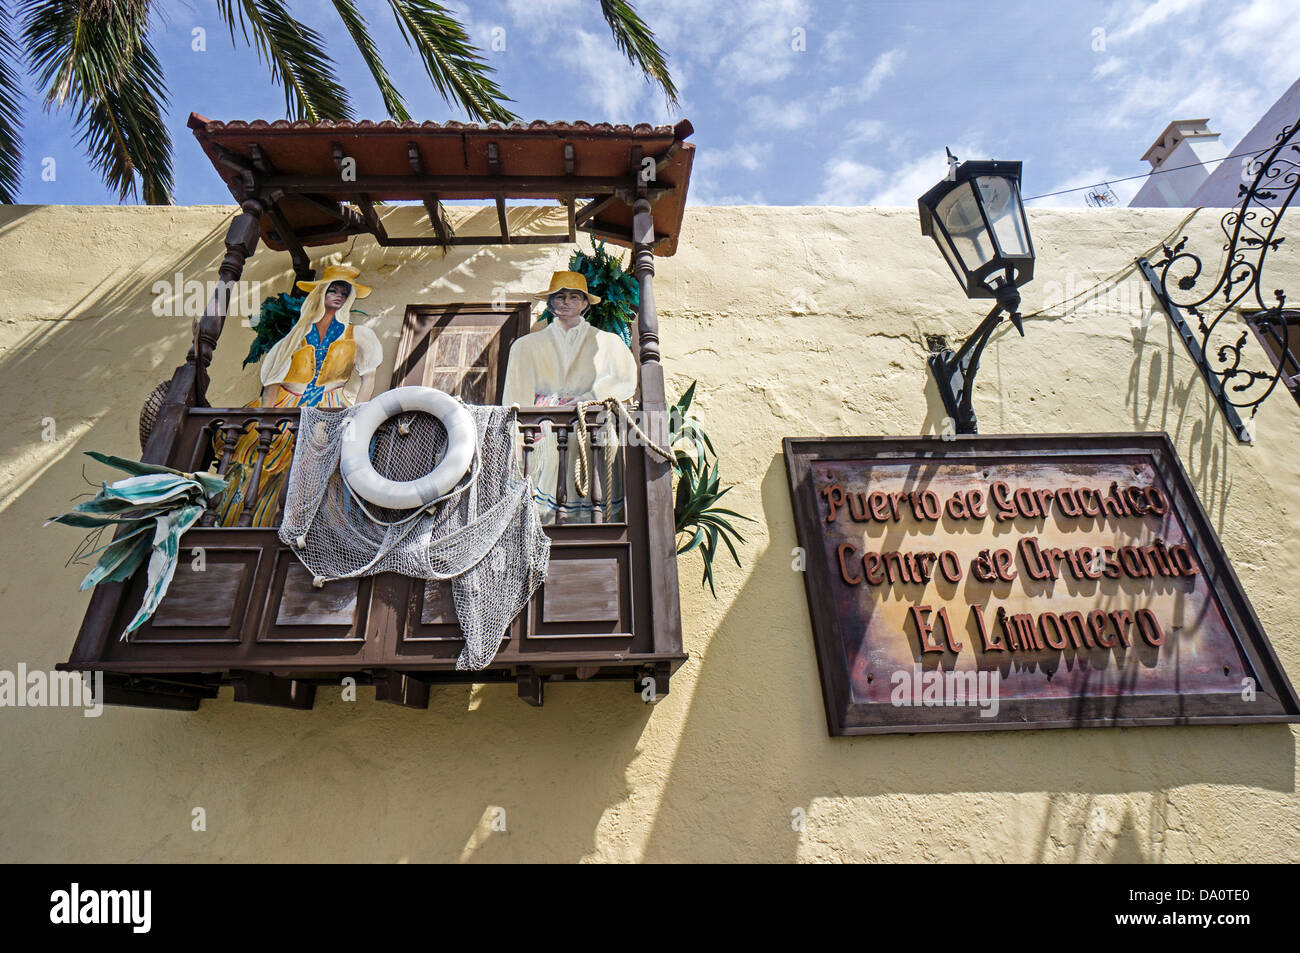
xmin=783 ymin=434 xmax=1300 ymax=735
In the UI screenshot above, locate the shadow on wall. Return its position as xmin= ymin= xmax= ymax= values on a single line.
xmin=169 ymin=680 xmax=654 ymax=863
xmin=0 ymin=213 xmax=231 ymax=525
xmin=638 ymin=454 xmax=1295 ymax=863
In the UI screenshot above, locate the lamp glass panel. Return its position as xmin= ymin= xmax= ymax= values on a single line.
xmin=934 ymin=180 xmax=996 ymax=271
xmin=975 ymin=175 xmax=1030 ymax=257
xmin=933 ymin=225 xmax=966 ymax=287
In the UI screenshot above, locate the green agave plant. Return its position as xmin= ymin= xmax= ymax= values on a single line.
xmin=669 ymin=381 xmax=752 ymax=597
xmin=47 ymin=452 xmax=227 ymax=637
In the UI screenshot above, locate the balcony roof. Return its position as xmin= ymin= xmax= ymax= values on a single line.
xmin=188 ymin=113 xmax=695 ymax=259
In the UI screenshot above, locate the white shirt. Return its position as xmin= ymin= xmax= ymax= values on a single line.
xmin=549 ymin=318 xmax=588 ymax=373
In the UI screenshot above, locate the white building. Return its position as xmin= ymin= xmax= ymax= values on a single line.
xmin=1129 ymin=77 xmax=1300 ymax=208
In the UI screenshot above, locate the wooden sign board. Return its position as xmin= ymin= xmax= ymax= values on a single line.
xmin=783 ymin=434 xmax=1300 ymax=735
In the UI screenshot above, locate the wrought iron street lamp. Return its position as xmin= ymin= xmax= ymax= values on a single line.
xmin=918 ymin=153 xmax=1035 ymax=433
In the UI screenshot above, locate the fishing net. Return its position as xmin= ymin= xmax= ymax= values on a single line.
xmin=279 ymin=401 xmax=549 ymax=670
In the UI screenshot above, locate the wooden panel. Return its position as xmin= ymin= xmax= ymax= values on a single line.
xmin=541 ymin=558 xmax=620 ymax=623
xmin=256 ymin=549 xmax=367 ymax=643
xmin=132 ymin=546 xmax=261 ymax=643
xmin=783 ymin=432 xmax=1300 ymax=735
xmin=531 ymin=543 xmax=631 ymax=639
xmin=419 ymin=580 xmax=457 ymax=626
xmin=275 ymin=561 xmax=360 ymax=626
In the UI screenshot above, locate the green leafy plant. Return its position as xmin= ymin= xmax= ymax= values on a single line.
xmin=46 ymin=452 xmax=228 ymax=636
xmin=242 ymin=289 xmax=303 ymax=367
xmin=541 ymin=240 xmax=640 ymax=346
xmin=669 ymin=381 xmax=752 ymax=596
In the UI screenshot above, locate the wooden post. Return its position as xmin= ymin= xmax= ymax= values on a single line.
xmin=237 ymin=419 xmax=276 ymax=526
xmin=632 ymin=196 xmax=685 ymax=662
xmin=375 ymin=671 xmax=431 ymax=709
xmin=142 ymin=200 xmax=262 ymax=467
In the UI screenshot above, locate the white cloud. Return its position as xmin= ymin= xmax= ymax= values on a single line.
xmin=569 ymin=29 xmax=654 ymax=119
xmin=717 ymin=0 xmax=816 ymax=85
xmin=859 ymin=142 xmax=986 ymax=208
xmin=503 ymin=0 xmax=584 ymax=33
xmin=862 ymin=48 xmax=903 ymax=98
xmin=1090 ymin=0 xmax=1300 ymax=148
xmin=844 ymin=119 xmax=886 ymax=145
xmin=1109 ymin=0 xmax=1206 ymax=42
xmin=814 ymin=158 xmax=885 ymax=205
xmin=812 ymin=140 xmax=962 ymax=207
xmin=745 ymin=47 xmax=905 ymax=130
xmin=690 ymin=142 xmax=774 ymax=204
xmin=743 ymin=94 xmax=815 ymax=131
xmin=1092 ymin=57 xmax=1124 ymax=79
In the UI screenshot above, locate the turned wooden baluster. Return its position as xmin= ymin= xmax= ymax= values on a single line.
xmin=521 ymin=424 xmax=536 ymax=479
xmin=554 ymin=421 xmax=569 ymax=526
xmin=237 ymin=419 xmax=276 ymax=526
xmin=200 ymin=419 xmax=243 ymax=526
xmin=269 ymin=417 xmax=296 ymax=525
xmin=590 ymin=414 xmax=606 ymax=524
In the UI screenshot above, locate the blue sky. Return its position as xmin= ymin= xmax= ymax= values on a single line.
xmin=8 ymin=0 xmax=1300 ymax=207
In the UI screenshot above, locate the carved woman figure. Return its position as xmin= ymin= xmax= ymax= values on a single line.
xmin=215 ymin=264 xmax=383 ymax=526
xmin=259 ymin=264 xmax=383 ymax=408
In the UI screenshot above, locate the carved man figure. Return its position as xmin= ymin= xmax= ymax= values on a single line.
xmin=503 ymin=270 xmax=637 ymax=522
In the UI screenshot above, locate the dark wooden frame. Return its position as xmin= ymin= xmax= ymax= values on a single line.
xmin=390 ymin=301 xmax=531 ymax=403
xmin=783 ymin=432 xmax=1300 ymax=735
xmin=1244 ymin=308 xmax=1300 ymax=409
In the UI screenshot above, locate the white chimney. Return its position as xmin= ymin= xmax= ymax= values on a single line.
xmin=1129 ymin=119 xmax=1227 ymax=208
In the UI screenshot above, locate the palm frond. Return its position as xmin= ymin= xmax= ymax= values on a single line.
xmin=386 ymin=0 xmax=517 ymax=123
xmin=0 ymin=3 xmax=25 ymax=203
xmin=598 ymin=0 xmax=678 ymax=105
xmin=21 ymin=0 xmax=173 ymax=203
xmin=328 ymin=0 xmax=409 ymax=121
xmin=216 ymin=0 xmax=352 ymax=121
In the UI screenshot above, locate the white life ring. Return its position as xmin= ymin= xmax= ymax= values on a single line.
xmin=340 ymin=386 xmax=475 ymax=509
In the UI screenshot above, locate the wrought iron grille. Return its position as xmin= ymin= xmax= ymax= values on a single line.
xmin=1138 ymin=117 xmax=1300 ymax=442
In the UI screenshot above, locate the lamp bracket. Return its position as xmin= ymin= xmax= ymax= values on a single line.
xmin=929 ymin=291 xmax=1023 ymax=434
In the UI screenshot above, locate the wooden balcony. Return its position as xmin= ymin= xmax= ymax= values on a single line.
xmin=62 ymin=404 xmax=685 ymax=710
xmin=60 ymin=115 xmax=691 ymax=711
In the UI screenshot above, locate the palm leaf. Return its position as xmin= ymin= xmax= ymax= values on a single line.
xmin=21 ymin=0 xmax=173 ymax=203
xmin=386 ymin=0 xmax=517 ymax=123
xmin=328 ymin=0 xmax=409 ymax=121
xmin=0 ymin=2 xmax=24 ymax=203
xmin=598 ymin=0 xmax=678 ymax=105
xmin=216 ymin=0 xmax=352 ymax=121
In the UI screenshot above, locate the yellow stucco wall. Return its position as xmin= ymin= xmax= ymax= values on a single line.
xmin=0 ymin=202 xmax=1297 ymax=862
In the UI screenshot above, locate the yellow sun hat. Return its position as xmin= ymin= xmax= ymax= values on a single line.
xmin=533 ymin=270 xmax=601 ymax=305
xmin=295 ymin=263 xmax=372 ymax=299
